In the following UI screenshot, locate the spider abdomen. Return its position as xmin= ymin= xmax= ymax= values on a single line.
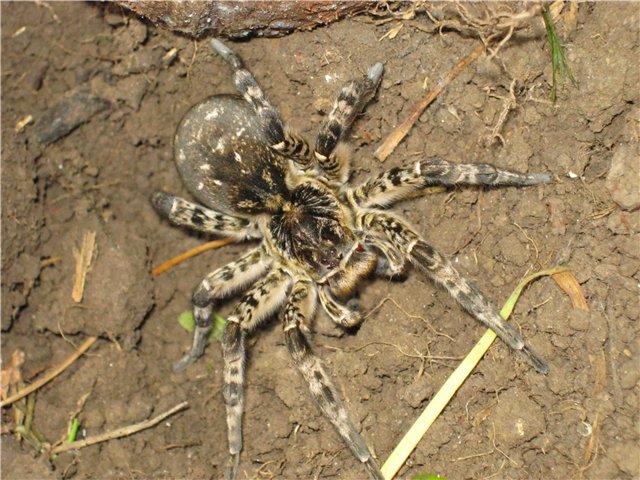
xmin=174 ymin=94 xmax=289 ymax=215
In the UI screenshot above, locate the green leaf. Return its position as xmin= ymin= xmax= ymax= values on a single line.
xmin=412 ymin=474 xmax=447 ymax=480
xmin=177 ymin=311 xmax=227 ymax=341
xmin=178 ymin=311 xmax=196 ymax=333
xmin=210 ymin=314 xmax=227 ymax=341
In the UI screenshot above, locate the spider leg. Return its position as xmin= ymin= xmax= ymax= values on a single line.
xmin=358 ymin=210 xmax=550 ymax=374
xmin=210 ymin=39 xmax=313 ymax=169
xmin=315 ymin=63 xmax=383 ymax=181
xmin=152 ymin=191 xmax=258 ymax=239
xmin=284 ymin=279 xmax=383 ymax=480
xmin=173 ymin=247 xmax=271 ymax=373
xmin=351 ymin=158 xmax=551 ymax=208
xmin=222 ymin=268 xmax=292 ymax=480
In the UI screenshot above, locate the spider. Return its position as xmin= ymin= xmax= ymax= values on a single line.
xmin=152 ymin=40 xmax=551 ymax=480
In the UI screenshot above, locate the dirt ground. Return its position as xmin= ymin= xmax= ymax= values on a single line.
xmin=2 ymin=2 xmax=638 ymax=479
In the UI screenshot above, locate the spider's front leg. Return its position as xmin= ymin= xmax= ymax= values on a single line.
xmin=315 ymin=62 xmax=383 ymax=181
xmin=358 ymin=211 xmax=550 ymax=374
xmin=220 ymin=267 xmax=292 ymax=480
xmin=210 ymin=39 xmax=313 ymax=169
xmin=351 ymin=158 xmax=551 ymax=208
xmin=284 ymin=279 xmax=383 ymax=480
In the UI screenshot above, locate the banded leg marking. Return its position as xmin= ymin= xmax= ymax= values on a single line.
xmin=352 ymin=158 xmax=552 ymax=208
xmin=363 ymin=234 xmax=406 ymax=277
xmin=173 ymin=248 xmax=271 ymax=373
xmin=222 ymin=268 xmax=292 ymax=479
xmin=315 ymin=63 xmax=383 ymax=180
xmin=222 ymin=319 xmax=244 ymax=480
xmin=284 ymin=280 xmax=383 ymax=480
xmin=152 ymin=191 xmax=255 ymax=239
xmin=210 ymin=39 xmax=313 ymax=167
xmin=318 ymin=287 xmax=362 ymax=328
xmin=360 ymin=211 xmax=550 ymax=374
xmin=233 ymin=268 xmax=292 ymax=333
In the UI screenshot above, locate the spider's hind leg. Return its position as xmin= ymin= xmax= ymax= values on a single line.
xmin=221 ymin=268 xmax=292 ymax=480
xmin=210 ymin=39 xmax=313 ymax=169
xmin=172 ymin=247 xmax=271 ymax=373
xmin=284 ymin=279 xmax=383 ymax=480
xmin=358 ymin=211 xmax=550 ymax=374
xmin=315 ymin=63 xmax=383 ymax=181
xmin=152 ymin=191 xmax=256 ymax=239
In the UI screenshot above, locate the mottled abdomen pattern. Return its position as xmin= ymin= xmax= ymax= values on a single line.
xmin=175 ymin=94 xmax=289 ymax=215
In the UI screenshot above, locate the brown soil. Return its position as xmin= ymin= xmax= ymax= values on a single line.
xmin=2 ymin=3 xmax=638 ymax=480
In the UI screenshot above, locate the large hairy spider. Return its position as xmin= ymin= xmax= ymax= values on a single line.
xmin=152 ymin=40 xmax=550 ymax=479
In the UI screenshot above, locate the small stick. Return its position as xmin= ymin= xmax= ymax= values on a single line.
xmin=375 ymin=43 xmax=485 ymax=161
xmin=1 ymin=337 xmax=98 ymax=408
xmin=487 ymin=79 xmax=517 ymax=146
xmin=152 ymin=238 xmax=236 ymax=276
xmin=71 ymin=231 xmax=96 ymax=303
xmin=51 ymin=401 xmax=189 ymax=454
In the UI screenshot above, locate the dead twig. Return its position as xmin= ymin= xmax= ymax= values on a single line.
xmin=376 ymin=2 xmax=547 ymax=161
xmin=513 ymin=222 xmax=540 ymax=261
xmin=577 ymin=412 xmax=600 ymax=479
xmin=352 ymin=341 xmax=463 ymax=362
xmin=51 ymin=401 xmax=189 ymax=454
xmin=1 ymin=350 xmax=26 ymax=401
xmin=363 ymin=295 xmax=454 ymax=341
xmin=40 ymin=257 xmax=62 ymax=267
xmin=486 ymin=79 xmax=517 ymax=146
xmin=1 ymin=337 xmax=98 ymax=408
xmin=152 ymin=238 xmax=237 ymax=276
xmin=375 ymin=43 xmax=485 ymax=161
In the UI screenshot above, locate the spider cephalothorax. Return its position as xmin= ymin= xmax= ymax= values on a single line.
xmin=152 ymin=39 xmax=551 ymax=480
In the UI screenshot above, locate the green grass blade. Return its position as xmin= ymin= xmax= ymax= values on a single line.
xmin=542 ymin=6 xmax=578 ymax=102
xmin=67 ymin=417 xmax=80 ymax=443
xmin=381 ymin=266 xmax=570 ymax=479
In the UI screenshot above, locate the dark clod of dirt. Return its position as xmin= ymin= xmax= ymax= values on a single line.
xmin=35 ymin=86 xmax=110 ymax=146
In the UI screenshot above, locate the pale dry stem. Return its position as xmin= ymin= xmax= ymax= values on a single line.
xmin=71 ymin=230 xmax=96 ymax=303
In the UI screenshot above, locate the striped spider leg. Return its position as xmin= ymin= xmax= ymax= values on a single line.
xmin=284 ymin=278 xmax=383 ymax=479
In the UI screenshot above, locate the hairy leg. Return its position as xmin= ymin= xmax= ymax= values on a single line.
xmin=357 ymin=210 xmax=549 ymax=374
xmin=315 ymin=63 xmax=383 ymax=181
xmin=362 ymin=233 xmax=406 ymax=277
xmin=221 ymin=267 xmax=292 ymax=480
xmin=351 ymin=158 xmax=551 ymax=208
xmin=284 ymin=279 xmax=383 ymax=480
xmin=210 ymin=39 xmax=313 ymax=168
xmin=152 ymin=191 xmax=258 ymax=239
xmin=173 ymin=247 xmax=271 ymax=373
